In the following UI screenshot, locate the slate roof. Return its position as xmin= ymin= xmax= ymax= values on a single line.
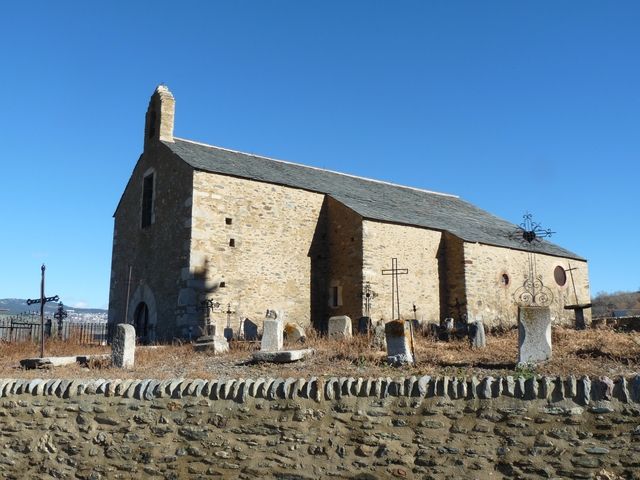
xmin=165 ymin=138 xmax=584 ymax=260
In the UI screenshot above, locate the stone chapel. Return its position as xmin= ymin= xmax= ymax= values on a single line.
xmin=108 ymin=86 xmax=590 ymax=342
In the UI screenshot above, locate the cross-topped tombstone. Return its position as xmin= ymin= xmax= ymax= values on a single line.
xmin=198 ymin=298 xmax=221 ymax=336
xmin=26 ymin=264 xmax=59 ymax=358
xmin=381 ymin=258 xmax=416 ymax=365
xmin=508 ymin=214 xmax=554 ymax=364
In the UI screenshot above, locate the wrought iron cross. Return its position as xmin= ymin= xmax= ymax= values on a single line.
xmin=360 ymin=281 xmax=378 ymax=318
xmin=26 ymin=264 xmax=59 ymax=358
xmin=382 ymin=258 xmax=409 ymax=320
xmin=509 ymin=213 xmax=555 ymax=307
xmin=53 ymin=302 xmax=67 ymax=339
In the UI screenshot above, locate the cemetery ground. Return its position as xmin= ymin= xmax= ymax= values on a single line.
xmin=1 ymin=326 xmax=639 ymax=380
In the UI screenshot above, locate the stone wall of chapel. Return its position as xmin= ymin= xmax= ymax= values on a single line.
xmin=322 ymin=197 xmax=363 ymax=328
xmin=439 ymin=233 xmax=468 ymax=321
xmin=462 ymin=242 xmax=591 ymax=328
xmin=108 ymin=143 xmax=193 ymax=340
xmin=189 ymin=170 xmax=325 ymax=330
xmin=362 ymin=221 xmax=442 ymax=324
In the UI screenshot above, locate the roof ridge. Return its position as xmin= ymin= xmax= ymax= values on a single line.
xmin=173 ymin=137 xmax=459 ymax=199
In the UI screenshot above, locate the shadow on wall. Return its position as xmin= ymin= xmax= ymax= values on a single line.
xmin=309 ymin=198 xmax=330 ymax=333
xmin=175 ymin=257 xmax=222 ymax=341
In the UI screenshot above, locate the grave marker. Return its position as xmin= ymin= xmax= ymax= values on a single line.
xmin=385 ymin=320 xmax=414 ymax=366
xmin=112 ymin=323 xmax=136 ymax=368
xmin=518 ymin=306 xmax=552 ymax=364
xmin=261 ymin=317 xmax=283 ymax=352
xmin=328 ymin=315 xmax=352 ymax=339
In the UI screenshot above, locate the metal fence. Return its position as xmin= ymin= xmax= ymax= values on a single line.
xmin=0 ymin=313 xmax=114 ymax=345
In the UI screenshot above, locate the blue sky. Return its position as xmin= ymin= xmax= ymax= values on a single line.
xmin=1 ymin=1 xmax=638 ymax=309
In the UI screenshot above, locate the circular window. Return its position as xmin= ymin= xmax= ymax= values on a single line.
xmin=500 ymin=273 xmax=510 ymax=286
xmin=554 ymin=266 xmax=567 ymax=286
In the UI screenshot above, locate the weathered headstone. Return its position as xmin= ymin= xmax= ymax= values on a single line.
xmin=385 ymin=320 xmax=413 ymax=366
xmin=284 ymin=322 xmax=305 ymax=343
xmin=194 ymin=335 xmax=229 ymax=353
xmin=518 ymin=306 xmax=552 ymax=364
xmin=243 ymin=319 xmax=258 ymax=341
xmin=328 ymin=315 xmax=352 ymax=339
xmin=112 ymin=323 xmax=136 ymax=369
xmin=223 ymin=327 xmax=234 ymax=341
xmin=444 ymin=318 xmax=454 ymax=332
xmin=358 ymin=316 xmax=372 ymax=334
xmin=372 ymin=320 xmax=386 ymax=349
xmin=261 ymin=318 xmax=283 ymax=352
xmin=469 ymin=320 xmax=486 ymax=349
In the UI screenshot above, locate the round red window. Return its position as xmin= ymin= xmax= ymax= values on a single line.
xmin=554 ymin=266 xmax=567 ymax=286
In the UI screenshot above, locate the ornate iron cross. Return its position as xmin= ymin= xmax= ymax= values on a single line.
xmin=509 ymin=213 xmax=554 ymax=307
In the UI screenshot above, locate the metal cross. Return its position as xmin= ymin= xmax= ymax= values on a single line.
xmin=198 ymin=298 xmax=221 ymax=335
xmin=226 ymin=303 xmax=233 ymax=329
xmin=382 ymin=258 xmax=409 ymax=320
xmin=26 ymin=264 xmax=59 ymax=358
xmin=565 ymin=262 xmax=581 ymax=305
xmin=509 ymin=213 xmax=555 ymax=307
xmin=53 ymin=302 xmax=67 ymax=339
xmin=360 ymin=281 xmax=378 ymax=318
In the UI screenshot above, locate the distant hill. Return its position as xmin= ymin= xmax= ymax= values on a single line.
xmin=592 ymin=290 xmax=640 ymax=317
xmin=0 ymin=298 xmax=107 ymax=315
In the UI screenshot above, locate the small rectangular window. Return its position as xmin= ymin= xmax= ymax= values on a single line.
xmin=141 ymin=173 xmax=154 ymax=228
xmin=229 ymin=238 xmax=235 ymax=247
xmin=225 ymin=217 xmax=232 ymax=225
xmin=331 ymin=286 xmax=339 ymax=307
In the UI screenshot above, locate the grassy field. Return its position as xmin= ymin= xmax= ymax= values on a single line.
xmin=1 ymin=326 xmax=639 ymax=380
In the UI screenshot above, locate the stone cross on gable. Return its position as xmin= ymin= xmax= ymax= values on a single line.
xmin=382 ymin=258 xmax=409 ymax=321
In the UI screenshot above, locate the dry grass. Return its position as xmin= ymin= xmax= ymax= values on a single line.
xmin=1 ymin=326 xmax=638 ymax=380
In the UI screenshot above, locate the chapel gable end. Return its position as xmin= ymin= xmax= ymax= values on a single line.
xmin=144 ymin=85 xmax=175 ymax=148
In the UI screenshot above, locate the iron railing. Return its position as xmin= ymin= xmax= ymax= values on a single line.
xmin=0 ymin=313 xmax=115 ymax=345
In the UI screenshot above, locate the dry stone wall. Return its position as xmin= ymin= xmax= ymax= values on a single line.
xmin=1 ymin=375 xmax=639 ymax=479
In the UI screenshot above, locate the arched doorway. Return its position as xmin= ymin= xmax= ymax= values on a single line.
xmin=133 ymin=302 xmax=150 ymax=343
xmin=127 ymin=284 xmax=157 ymax=343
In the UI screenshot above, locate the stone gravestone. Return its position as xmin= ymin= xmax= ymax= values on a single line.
xmin=284 ymin=322 xmax=305 ymax=343
xmin=223 ymin=327 xmax=234 ymax=341
xmin=193 ymin=325 xmax=229 ymax=354
xmin=261 ymin=317 xmax=283 ymax=352
xmin=328 ymin=315 xmax=352 ymax=339
xmin=518 ymin=306 xmax=552 ymax=364
xmin=112 ymin=323 xmax=135 ymax=369
xmin=469 ymin=320 xmax=486 ymax=349
xmin=372 ymin=320 xmax=386 ymax=349
xmin=243 ymin=318 xmax=258 ymax=341
xmin=385 ymin=320 xmax=413 ymax=366
xmin=358 ymin=316 xmax=372 ymax=334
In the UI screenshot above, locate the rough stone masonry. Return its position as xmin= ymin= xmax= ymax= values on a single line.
xmin=0 ymin=375 xmax=639 ymax=479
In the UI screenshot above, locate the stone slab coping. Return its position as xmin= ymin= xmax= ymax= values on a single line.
xmin=1 ymin=375 xmax=639 ymax=406
xmin=252 ymin=348 xmax=315 ymax=363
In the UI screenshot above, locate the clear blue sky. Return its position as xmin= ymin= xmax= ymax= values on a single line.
xmin=1 ymin=1 xmax=638 ymax=309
